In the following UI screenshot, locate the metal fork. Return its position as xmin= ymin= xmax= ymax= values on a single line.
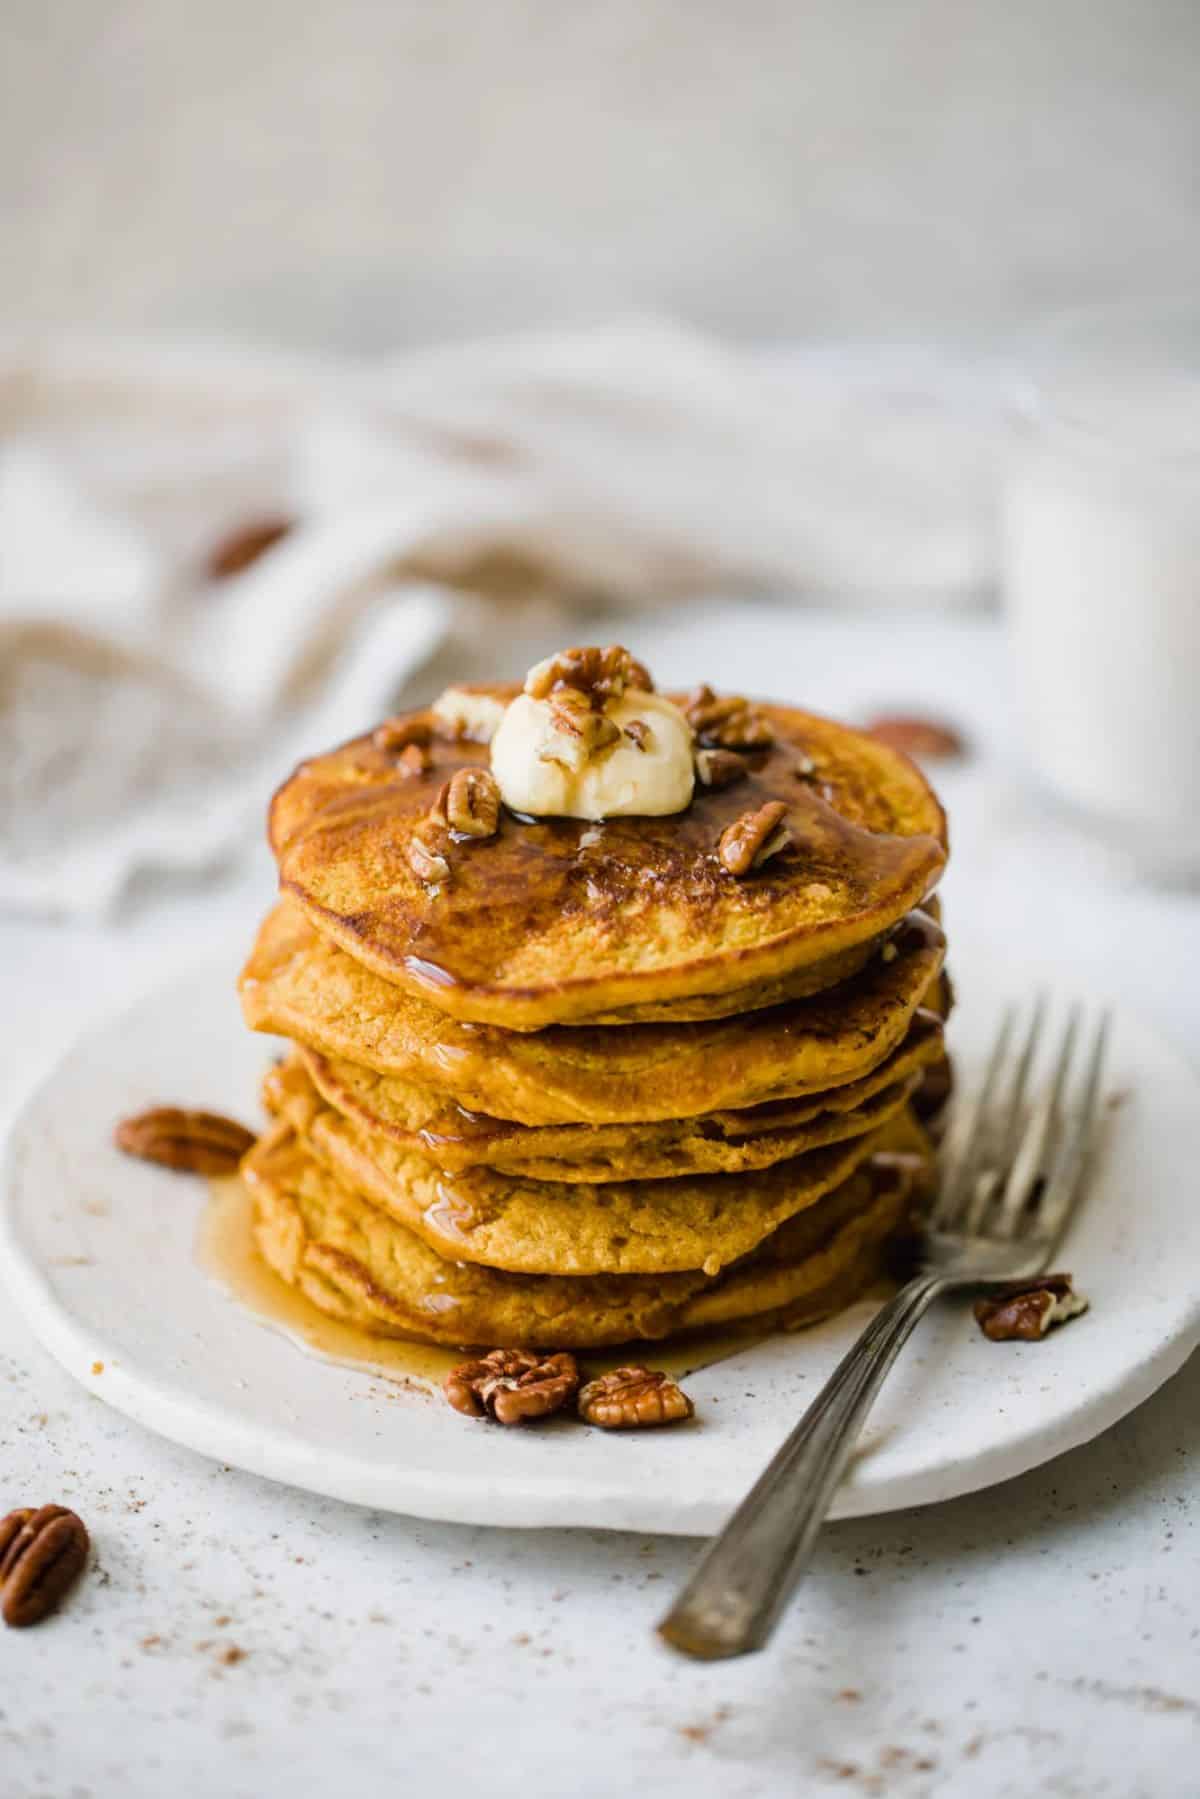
xmin=658 ymin=1000 xmax=1110 ymax=1661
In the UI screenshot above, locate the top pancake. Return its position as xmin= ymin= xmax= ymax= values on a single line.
xmin=269 ymin=688 xmax=947 ymax=1029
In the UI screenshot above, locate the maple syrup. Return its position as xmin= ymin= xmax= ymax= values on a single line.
xmin=197 ymin=1174 xmax=771 ymax=1393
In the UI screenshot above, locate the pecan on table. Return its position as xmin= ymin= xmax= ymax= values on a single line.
xmin=373 ymin=715 xmax=433 ymax=756
xmin=438 ymin=768 xmax=502 ymax=838
xmin=525 ymin=645 xmax=653 ymax=704
xmin=694 ymin=747 xmax=747 ymax=790
xmin=864 ymin=713 xmax=966 ymax=762
xmin=115 ymin=1108 xmax=256 ymax=1176
xmin=0 ymin=1505 xmax=90 ymax=1628
xmin=577 ymin=1366 xmax=694 ymax=1429
xmin=717 ymin=801 xmax=791 ymax=877
xmin=683 ymin=684 xmax=774 ymax=750
xmin=444 ymin=1350 xmax=580 ymax=1425
xmin=974 ymin=1273 xmax=1089 ymax=1342
xmin=206 ymin=516 xmax=293 ymax=580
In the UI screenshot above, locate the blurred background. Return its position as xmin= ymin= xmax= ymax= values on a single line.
xmin=2 ymin=0 xmax=1199 ymax=926
xmin=6 ymin=0 xmax=1198 ymax=347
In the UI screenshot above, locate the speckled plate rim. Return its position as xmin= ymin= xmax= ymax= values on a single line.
xmin=2 ymin=951 xmax=1199 ymax=1535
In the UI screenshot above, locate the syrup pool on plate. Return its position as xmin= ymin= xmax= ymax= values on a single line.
xmin=196 ymin=1175 xmax=772 ymax=1391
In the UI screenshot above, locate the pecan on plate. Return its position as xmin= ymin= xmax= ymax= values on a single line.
xmin=974 ymin=1273 xmax=1089 ymax=1342
xmin=444 ymin=1350 xmax=580 ymax=1425
xmin=683 ymin=684 xmax=774 ymax=750
xmin=439 ymin=767 xmax=502 ymax=838
xmin=115 ymin=1108 xmax=255 ymax=1176
xmin=718 ymin=801 xmax=791 ymax=877
xmin=865 ymin=713 xmax=966 ymax=762
xmin=373 ymin=715 xmax=433 ymax=756
xmin=0 ymin=1505 xmax=90 ymax=1628
xmin=694 ymin=747 xmax=747 ymax=790
xmin=577 ymin=1366 xmax=694 ymax=1430
xmin=525 ymin=644 xmax=653 ymax=704
xmin=206 ymin=516 xmax=293 ymax=580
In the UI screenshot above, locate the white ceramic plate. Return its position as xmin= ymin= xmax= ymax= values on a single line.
xmin=2 ymin=953 xmax=1198 ymax=1535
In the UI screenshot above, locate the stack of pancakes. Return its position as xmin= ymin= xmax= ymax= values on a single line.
xmin=238 ymin=684 xmax=950 ymax=1349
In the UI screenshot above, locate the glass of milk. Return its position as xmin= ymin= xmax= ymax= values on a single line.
xmin=1005 ymin=301 xmax=1200 ymax=880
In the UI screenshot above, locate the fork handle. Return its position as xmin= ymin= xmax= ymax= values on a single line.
xmin=658 ymin=1271 xmax=949 ymax=1660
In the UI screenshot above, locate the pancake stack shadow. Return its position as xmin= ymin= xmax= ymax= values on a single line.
xmin=237 ymin=686 xmax=953 ymax=1352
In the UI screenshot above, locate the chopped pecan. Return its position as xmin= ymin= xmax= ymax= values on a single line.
xmin=624 ymin=719 xmax=651 ymax=751
xmin=407 ymin=827 xmax=451 ymax=885
xmin=115 ymin=1108 xmax=255 ymax=1175
xmin=444 ymin=1350 xmax=580 ymax=1425
xmin=865 ymin=713 xmax=966 ymax=761
xmin=0 ymin=1505 xmax=89 ymax=1628
xmin=684 ymin=684 xmax=774 ymax=750
xmin=206 ymin=516 xmax=293 ymax=580
xmin=718 ymin=800 xmax=790 ymax=876
xmin=441 ymin=767 xmax=501 ymax=838
xmin=974 ymin=1273 xmax=1088 ymax=1342
xmin=431 ymin=686 xmax=508 ymax=745
xmin=392 ymin=742 xmax=432 ymax=778
xmin=525 ymin=645 xmax=653 ymax=704
xmin=694 ymin=747 xmax=747 ymax=790
xmin=374 ymin=715 xmax=433 ymax=755
xmin=577 ymin=1366 xmax=694 ymax=1429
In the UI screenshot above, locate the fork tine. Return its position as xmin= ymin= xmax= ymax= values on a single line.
xmin=931 ymin=1004 xmax=1016 ymax=1229
xmin=992 ymin=1003 xmax=1081 ymax=1236
xmin=1034 ymin=1010 xmax=1111 ymax=1248
xmin=1001 ymin=990 xmax=1048 ymax=1146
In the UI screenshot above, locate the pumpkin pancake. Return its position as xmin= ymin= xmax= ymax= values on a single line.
xmin=244 ymin=1120 xmax=928 ymax=1349
xmin=269 ymin=688 xmax=946 ymax=1029
xmin=294 ymin=1009 xmax=943 ymax=1181
xmin=240 ymin=898 xmax=945 ymax=1127
xmin=265 ymin=1055 xmax=907 ymax=1276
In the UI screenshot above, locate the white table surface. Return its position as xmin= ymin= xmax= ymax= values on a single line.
xmin=2 ymin=606 xmax=1198 ymax=1799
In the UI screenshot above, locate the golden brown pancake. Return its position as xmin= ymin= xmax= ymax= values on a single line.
xmin=293 ymin=1010 xmax=943 ymax=1181
xmin=244 ymin=1121 xmax=927 ymax=1348
xmin=265 ymin=1054 xmax=910 ymax=1276
xmin=269 ymin=689 xmax=947 ymax=1029
xmin=240 ymin=898 xmax=945 ymax=1127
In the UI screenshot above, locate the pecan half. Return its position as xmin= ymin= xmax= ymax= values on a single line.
xmin=577 ymin=1367 xmax=694 ymax=1429
xmin=115 ymin=1108 xmax=255 ymax=1175
xmin=694 ymin=747 xmax=747 ymax=790
xmin=865 ymin=713 xmax=966 ymax=762
xmin=684 ymin=684 xmax=774 ymax=750
xmin=206 ymin=516 xmax=293 ymax=580
xmin=718 ymin=801 xmax=790 ymax=877
xmin=444 ymin=1350 xmax=580 ymax=1425
xmin=525 ymin=645 xmax=653 ymax=704
xmin=0 ymin=1505 xmax=89 ymax=1628
xmin=441 ymin=767 xmax=501 ymax=838
xmin=374 ymin=715 xmax=433 ymax=755
xmin=974 ymin=1273 xmax=1088 ymax=1342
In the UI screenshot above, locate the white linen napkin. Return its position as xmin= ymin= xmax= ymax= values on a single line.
xmin=0 ymin=320 xmax=1006 ymax=917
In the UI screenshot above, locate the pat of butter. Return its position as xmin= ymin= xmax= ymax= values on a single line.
xmin=491 ymin=690 xmax=694 ymax=820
